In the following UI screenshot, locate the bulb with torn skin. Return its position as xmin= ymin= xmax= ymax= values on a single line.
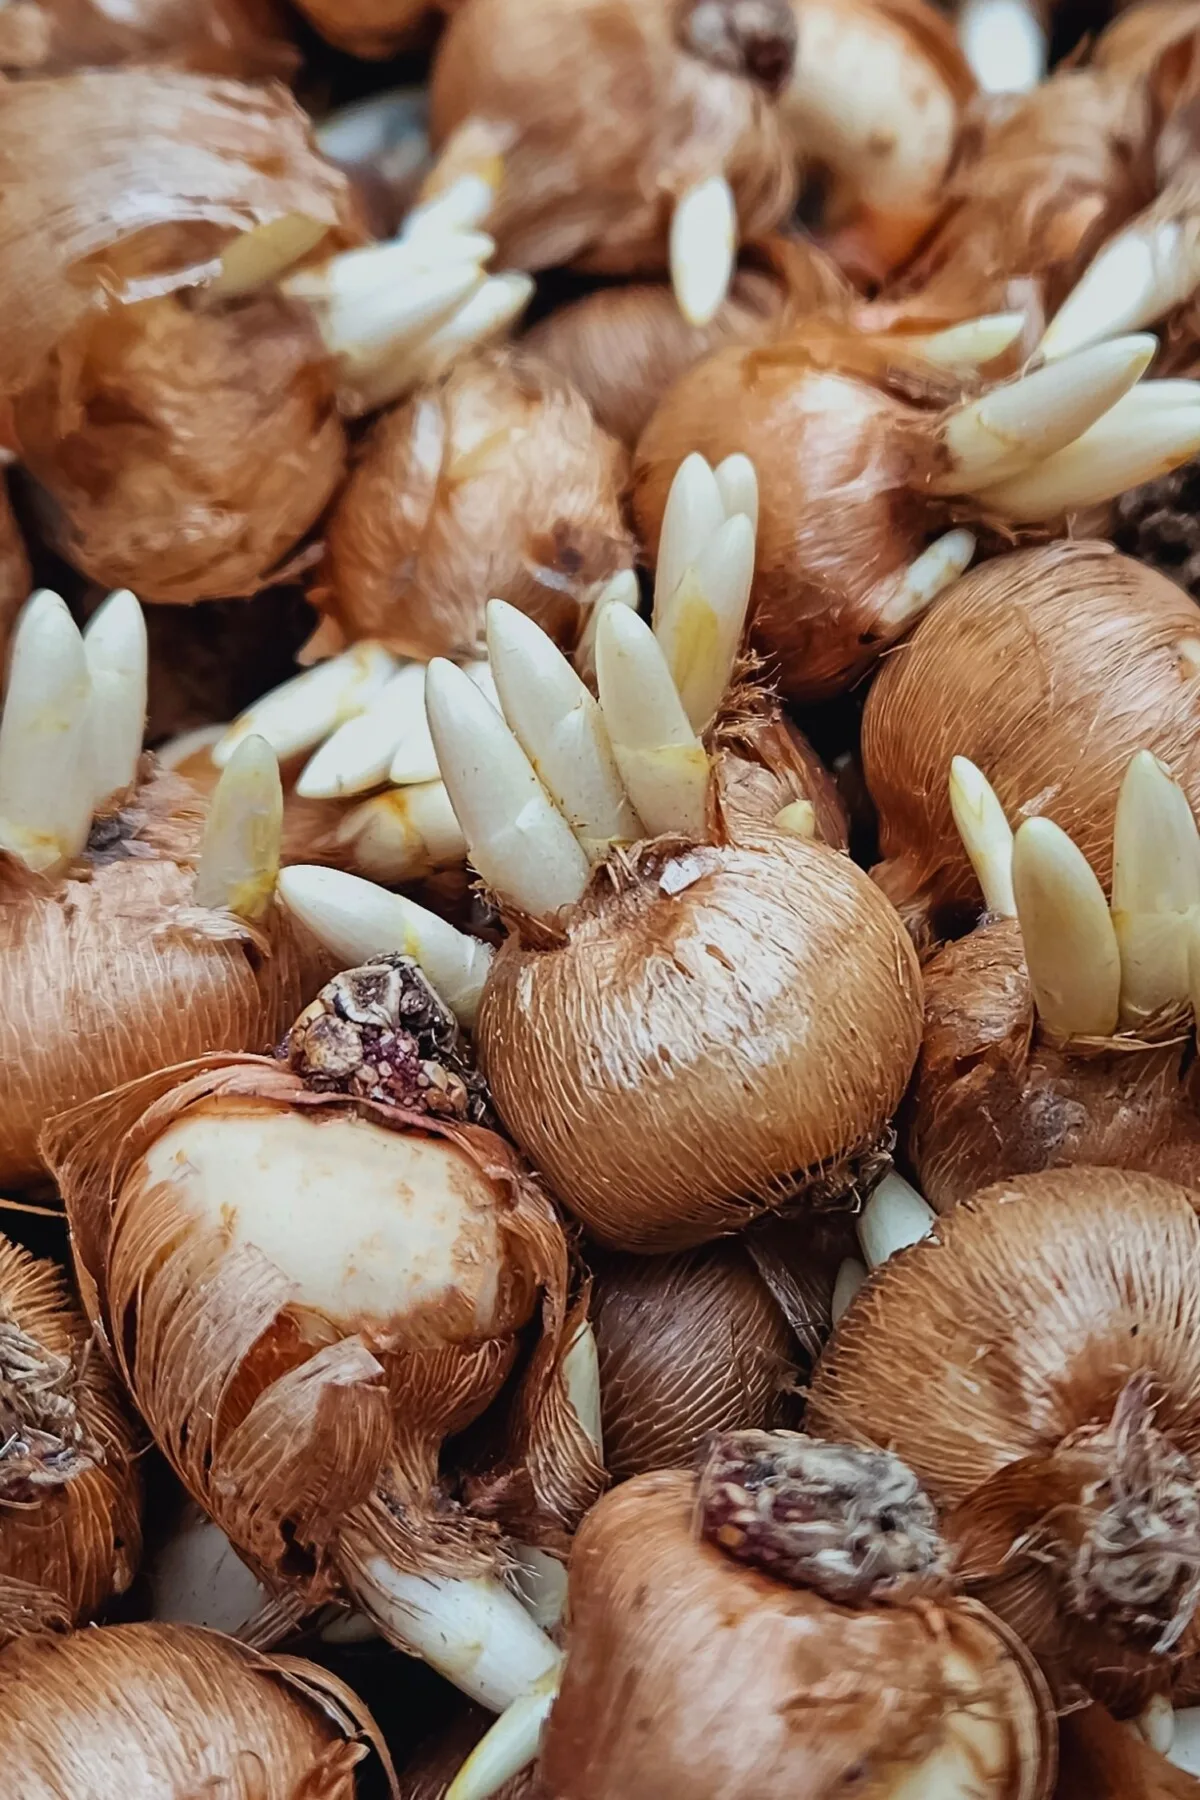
xmin=313 ymin=348 xmax=634 ymax=661
xmin=0 ymin=590 xmax=331 ymax=1187
xmin=531 ymin=1446 xmax=1052 ymax=1800
xmin=0 ymin=0 xmax=298 ymax=79
xmin=0 ymin=1232 xmax=141 ymax=1648
xmin=525 ymin=236 xmax=850 ymax=447
xmin=428 ymin=0 xmax=797 ymax=325
xmin=409 ymin=526 xmax=914 ymax=1251
xmin=634 ymin=327 xmax=1179 ymax=701
xmin=0 ymin=1621 xmax=396 ymax=1799
xmin=808 ymin=1165 xmax=1200 ymax=1714
xmin=905 ymin=752 xmax=1200 ymax=1211
xmin=42 ymin=958 xmax=604 ymax=1715
xmin=864 ymin=541 xmax=1200 ymax=940
xmin=783 ymin=0 xmax=975 ymax=284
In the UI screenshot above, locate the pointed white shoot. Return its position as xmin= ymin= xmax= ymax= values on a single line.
xmin=405 ymin=272 xmax=535 ymax=385
xmin=212 ymin=213 xmax=329 ymax=298
xmin=389 ymin=661 xmax=495 ymax=787
xmin=1136 ymin=1695 xmax=1176 ymax=1756
xmin=276 ymin=865 xmax=492 ymax=1028
xmin=670 ymin=174 xmax=736 ymax=328
xmin=214 ymin=642 xmax=398 ymax=767
xmin=83 ymin=588 xmax=147 ymax=810
xmin=976 ymin=382 xmax=1200 ymax=521
xmin=574 ymin=569 xmax=639 ymax=685
xmin=446 ymin=1669 xmax=560 ymax=1800
xmin=562 ymin=1318 xmax=603 ymax=1457
xmin=652 ymin=452 xmax=724 ymax=623
xmin=1040 ymin=215 xmax=1197 ymax=362
xmin=875 ymin=529 xmax=976 ymax=633
xmin=594 ymin=605 xmax=710 ymax=841
xmin=297 ymin=662 xmax=425 ymax=799
xmin=774 ymin=800 xmax=816 ymax=839
xmin=933 ymin=335 xmax=1156 ymax=495
xmin=655 ymin=512 xmax=756 ymax=733
xmin=426 ymin=658 xmax=590 ymax=918
xmin=348 ymin=1556 xmax=562 ymax=1712
xmin=713 ymin=454 xmax=759 ymax=537
xmin=193 ymin=735 xmax=282 ymax=921
xmin=486 ymin=600 xmax=639 ymax=861
xmin=907 ymin=313 xmax=1026 ymax=373
xmin=0 ymin=589 xmax=93 ymax=875
xmin=511 ymin=1548 xmax=568 ymax=1631
xmin=337 ymin=780 xmax=467 ymax=884
xmin=404 ymin=171 xmax=499 ymax=241
xmin=1012 ymin=817 xmax=1121 ymax=1037
xmin=831 ymin=1258 xmax=867 ymax=1325
xmin=949 ymin=756 xmax=1016 ymax=917
xmin=1111 ymin=750 xmax=1200 ymax=1026
xmin=1170 ymin=1706 xmax=1200 ymax=1774
xmin=957 ymin=0 xmax=1045 ymax=94
xmin=857 ymin=1172 xmax=936 ymax=1271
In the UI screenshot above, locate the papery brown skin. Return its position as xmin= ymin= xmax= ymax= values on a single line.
xmin=906 ymin=917 xmax=1200 ymax=1210
xmin=40 ymin=1049 xmax=598 ymax=1612
xmin=0 ymin=70 xmax=361 ymax=402
xmin=292 ymin=0 xmax=441 ymax=57
xmin=1056 ymin=1703 xmax=1200 ymax=1799
xmin=524 ymin=237 xmax=850 ymax=447
xmin=428 ymin=0 xmax=796 ymax=276
xmin=713 ymin=700 xmax=849 ymax=847
xmin=315 ymin=349 xmax=634 ymax=660
xmin=479 ymin=831 xmax=923 ymax=1251
xmin=540 ymin=1468 xmax=1055 ymax=1800
xmin=863 ymin=541 xmax=1200 ymax=937
xmin=0 ymin=763 xmax=333 ymax=1188
xmin=0 ymin=1621 xmax=397 ymax=1799
xmin=0 ymin=1233 xmax=141 ymax=1645
xmin=807 ymin=1167 xmax=1200 ymax=1712
xmin=0 ymin=0 xmax=298 ymax=78
xmin=633 ymin=332 xmax=959 ymax=701
xmin=589 ymin=1242 xmax=797 ymax=1480
xmin=863 ymin=66 xmax=1158 ymax=336
xmin=15 ymin=292 xmax=344 ymax=605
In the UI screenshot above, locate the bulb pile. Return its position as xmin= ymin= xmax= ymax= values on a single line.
xmin=11 ymin=4 xmax=1200 ymax=1797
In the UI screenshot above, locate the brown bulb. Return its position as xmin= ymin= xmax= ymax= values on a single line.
xmin=0 ymin=0 xmax=298 ymax=78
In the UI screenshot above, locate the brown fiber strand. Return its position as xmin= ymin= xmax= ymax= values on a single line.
xmin=428 ymin=0 xmax=796 ymax=275
xmin=540 ymin=1469 xmax=1054 ymax=1799
xmin=807 ymin=1167 xmax=1200 ymax=1710
xmin=0 ymin=1621 xmax=397 ymax=1798
xmin=863 ymin=542 xmax=1200 ymax=933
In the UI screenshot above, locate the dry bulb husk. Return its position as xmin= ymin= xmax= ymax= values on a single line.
xmin=314 ymin=349 xmax=634 ymax=661
xmin=633 ymin=323 xmax=1190 ymax=700
xmin=524 ymin=236 xmax=850 ymax=447
xmin=0 ymin=1232 xmax=140 ymax=1645
xmin=41 ymin=955 xmax=604 ymax=1706
xmin=537 ymin=1443 xmax=1054 ymax=1798
xmin=808 ymin=1166 xmax=1200 ymax=1713
xmin=782 ymin=0 xmax=975 ymax=282
xmin=864 ymin=541 xmax=1200 ymax=936
xmin=0 ymin=1620 xmax=397 ymax=1798
xmin=0 ymin=589 xmax=332 ymax=1188
xmin=0 ymin=0 xmax=299 ymax=78
xmin=427 ymin=0 xmax=796 ymax=300
xmin=588 ymin=1242 xmax=798 ymax=1480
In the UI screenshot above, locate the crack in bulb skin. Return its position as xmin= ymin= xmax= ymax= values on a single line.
xmin=280 ymin=955 xmax=493 ymax=1124
xmin=0 ymin=1314 xmax=99 ymax=1504
xmin=696 ymin=1428 xmax=950 ymax=1602
xmin=680 ymin=0 xmax=798 ymax=94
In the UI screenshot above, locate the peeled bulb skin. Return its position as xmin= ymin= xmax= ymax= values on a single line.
xmin=316 ymin=350 xmax=633 ymax=659
xmin=807 ymin=1167 xmax=1200 ymax=1712
xmin=0 ymin=1233 xmax=140 ymax=1646
xmin=589 ymin=1243 xmax=797 ymax=1480
xmin=864 ymin=542 xmax=1200 ymax=934
xmin=479 ymin=833 xmax=922 ymax=1251
xmin=16 ymin=292 xmax=346 ymax=605
xmin=428 ymin=0 xmax=796 ymax=278
xmin=0 ymin=1621 xmax=391 ymax=1800
xmin=540 ymin=1469 xmax=1053 ymax=1800
xmin=907 ymin=917 xmax=1200 ymax=1210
